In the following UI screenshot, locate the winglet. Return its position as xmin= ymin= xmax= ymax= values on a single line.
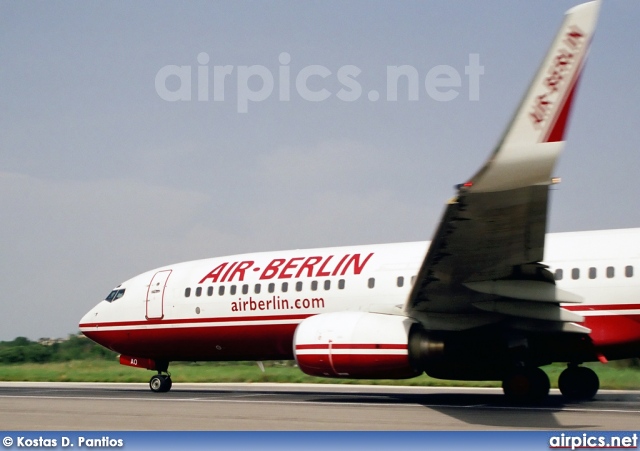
xmin=465 ymin=1 xmax=600 ymax=193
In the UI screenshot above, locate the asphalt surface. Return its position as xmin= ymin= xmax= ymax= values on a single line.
xmin=0 ymin=382 xmax=639 ymax=430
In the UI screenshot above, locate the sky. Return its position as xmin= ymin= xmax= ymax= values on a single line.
xmin=1 ymin=1 xmax=639 ymax=341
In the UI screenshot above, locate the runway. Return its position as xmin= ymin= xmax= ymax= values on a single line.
xmin=1 ymin=382 xmax=639 ymax=430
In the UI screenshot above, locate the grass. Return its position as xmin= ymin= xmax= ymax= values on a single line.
xmin=0 ymin=359 xmax=638 ymax=389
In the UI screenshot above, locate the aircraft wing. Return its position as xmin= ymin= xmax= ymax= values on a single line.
xmin=404 ymin=2 xmax=600 ymax=333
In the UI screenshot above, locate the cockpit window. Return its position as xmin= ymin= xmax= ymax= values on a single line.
xmin=105 ymin=289 xmax=125 ymax=302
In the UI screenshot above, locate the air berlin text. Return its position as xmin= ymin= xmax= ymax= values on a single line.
xmin=529 ymin=24 xmax=586 ymax=130
xmin=231 ymin=296 xmax=325 ymax=312
xmin=199 ymin=253 xmax=374 ymax=284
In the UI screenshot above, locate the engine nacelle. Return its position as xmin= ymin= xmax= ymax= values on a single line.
xmin=293 ymin=311 xmax=421 ymax=379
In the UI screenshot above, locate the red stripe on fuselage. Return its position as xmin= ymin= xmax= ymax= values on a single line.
xmin=83 ymin=322 xmax=300 ymax=362
xmin=563 ymin=303 xmax=640 ymax=312
xmin=580 ymin=314 xmax=640 ymax=349
xmin=563 ymin=304 xmax=640 ymax=349
xmin=79 ymin=313 xmax=311 ymax=329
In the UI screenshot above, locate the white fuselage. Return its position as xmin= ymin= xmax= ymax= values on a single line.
xmin=79 ymin=228 xmax=640 ymax=362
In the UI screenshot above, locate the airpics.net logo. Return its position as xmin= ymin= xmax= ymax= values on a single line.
xmin=154 ymin=52 xmax=484 ymax=113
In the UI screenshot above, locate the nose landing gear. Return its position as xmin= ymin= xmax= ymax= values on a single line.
xmin=149 ymin=373 xmax=172 ymax=393
xmin=148 ymin=360 xmax=172 ymax=393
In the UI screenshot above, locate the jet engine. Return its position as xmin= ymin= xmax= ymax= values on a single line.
xmin=293 ymin=311 xmax=427 ymax=379
xmin=293 ymin=311 xmax=516 ymax=381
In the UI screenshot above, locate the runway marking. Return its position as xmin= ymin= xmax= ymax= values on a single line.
xmin=176 ymin=392 xmax=279 ymax=401
xmin=1 ymin=393 xmax=639 ymax=414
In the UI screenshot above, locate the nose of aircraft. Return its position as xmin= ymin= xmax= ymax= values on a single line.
xmin=78 ymin=302 xmax=103 ymax=335
xmin=78 ymin=301 xmax=114 ymax=352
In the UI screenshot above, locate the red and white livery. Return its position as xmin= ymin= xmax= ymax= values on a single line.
xmin=81 ymin=2 xmax=638 ymax=401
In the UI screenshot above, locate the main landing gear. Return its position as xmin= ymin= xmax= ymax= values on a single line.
xmin=502 ymin=366 xmax=550 ymax=403
xmin=501 ymin=364 xmax=600 ymax=403
xmin=558 ymin=364 xmax=599 ymax=401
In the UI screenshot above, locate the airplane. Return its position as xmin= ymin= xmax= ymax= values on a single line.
xmin=79 ymin=1 xmax=640 ymax=402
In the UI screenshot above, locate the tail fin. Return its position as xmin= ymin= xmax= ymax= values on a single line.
xmin=466 ymin=1 xmax=600 ymax=193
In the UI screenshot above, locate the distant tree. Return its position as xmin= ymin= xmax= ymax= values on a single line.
xmin=22 ymin=344 xmax=53 ymax=363
xmin=53 ymin=334 xmax=117 ymax=361
xmin=10 ymin=337 xmax=30 ymax=347
xmin=0 ymin=347 xmax=26 ymax=363
xmin=612 ymin=358 xmax=640 ymax=369
xmin=0 ymin=334 xmax=115 ymax=363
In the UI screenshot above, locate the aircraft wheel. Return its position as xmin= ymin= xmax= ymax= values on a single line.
xmin=149 ymin=374 xmax=172 ymax=393
xmin=558 ymin=366 xmax=599 ymax=401
xmin=502 ymin=367 xmax=550 ymax=403
xmin=149 ymin=374 xmax=163 ymax=392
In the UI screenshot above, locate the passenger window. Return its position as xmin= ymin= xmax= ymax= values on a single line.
xmin=311 ymin=281 xmax=318 ymax=291
xmin=554 ymin=269 xmax=563 ymax=281
xmin=255 ymin=284 xmax=261 ymax=294
xmin=572 ymin=268 xmax=580 ymax=280
xmin=626 ymin=266 xmax=634 ymax=278
xmin=338 ymin=279 xmax=345 ymax=289
xmin=242 ymin=284 xmax=248 ymax=295
xmin=296 ymin=281 xmax=303 ymax=292
xmin=230 ymin=285 xmax=237 ymax=295
xmin=411 ymin=276 xmax=416 ymax=285
xmin=282 ymin=282 xmax=288 ymax=293
xmin=589 ymin=267 xmax=596 ymax=279
xmin=397 ymin=276 xmax=404 ymax=287
xmin=195 ymin=287 xmax=202 ymax=297
xmin=368 ymin=278 xmax=375 ymax=289
xmin=324 ymin=280 xmax=331 ymax=290
xmin=207 ymin=286 xmax=214 ymax=296
xmin=218 ymin=286 xmax=225 ymax=296
xmin=184 ymin=288 xmax=191 ymax=298
xmin=607 ymin=266 xmax=615 ymax=278
xmin=268 ymin=283 xmax=275 ymax=293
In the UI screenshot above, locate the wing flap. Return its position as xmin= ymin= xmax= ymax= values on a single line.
xmin=464 ymin=280 xmax=583 ymax=304
xmin=506 ymin=319 xmax=591 ymax=335
xmin=472 ymin=300 xmax=584 ymax=323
